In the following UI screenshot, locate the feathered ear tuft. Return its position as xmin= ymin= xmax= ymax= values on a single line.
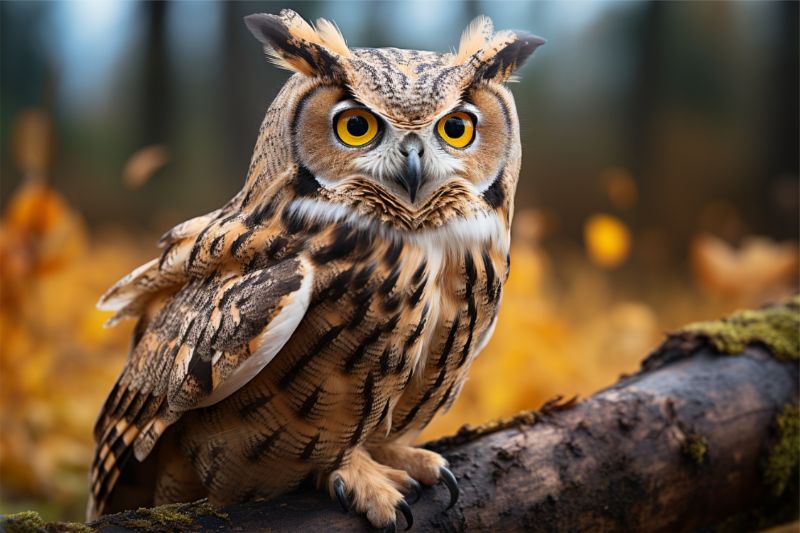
xmin=454 ymin=15 xmax=495 ymax=64
xmin=244 ymin=10 xmax=350 ymax=79
xmin=314 ymin=17 xmax=349 ymax=57
xmin=454 ymin=15 xmax=545 ymax=83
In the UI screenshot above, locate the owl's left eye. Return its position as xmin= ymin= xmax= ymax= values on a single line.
xmin=335 ymin=108 xmax=379 ymax=147
xmin=436 ymin=111 xmax=475 ymax=149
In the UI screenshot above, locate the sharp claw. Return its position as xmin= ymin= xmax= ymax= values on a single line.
xmin=407 ymin=479 xmax=422 ymax=504
xmin=333 ymin=475 xmax=349 ymax=513
xmin=397 ymin=499 xmax=414 ymax=530
xmin=382 ymin=521 xmax=397 ymax=533
xmin=439 ymin=466 xmax=459 ymax=509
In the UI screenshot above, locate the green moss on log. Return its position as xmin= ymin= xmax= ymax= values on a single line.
xmin=134 ymin=504 xmax=193 ymax=526
xmin=100 ymin=500 xmax=228 ymax=532
xmin=678 ymin=295 xmax=800 ymax=360
xmin=50 ymin=523 xmax=93 ymax=533
xmin=0 ymin=512 xmax=92 ymax=533
xmin=764 ymin=404 xmax=800 ymax=497
xmin=681 ymin=433 xmax=709 ymax=465
xmin=2 ymin=511 xmax=45 ymax=533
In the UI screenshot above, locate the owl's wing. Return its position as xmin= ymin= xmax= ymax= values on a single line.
xmin=89 ymin=247 xmax=313 ymax=517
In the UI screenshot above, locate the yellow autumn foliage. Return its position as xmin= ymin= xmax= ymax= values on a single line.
xmin=583 ymin=213 xmax=631 ymax=269
xmin=0 ymin=184 xmax=146 ymax=519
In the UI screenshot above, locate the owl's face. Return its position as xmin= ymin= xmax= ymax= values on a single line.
xmin=244 ymin=10 xmax=543 ymax=232
xmin=293 ymin=79 xmax=511 ymax=204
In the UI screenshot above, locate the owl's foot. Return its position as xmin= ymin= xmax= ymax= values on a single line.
xmin=368 ymin=444 xmax=459 ymax=508
xmin=326 ymin=447 xmax=416 ymax=530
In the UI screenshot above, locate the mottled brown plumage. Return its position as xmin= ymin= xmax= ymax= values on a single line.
xmin=88 ymin=10 xmax=542 ymax=529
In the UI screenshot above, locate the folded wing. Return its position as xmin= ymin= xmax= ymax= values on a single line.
xmin=88 ymin=249 xmax=313 ymax=518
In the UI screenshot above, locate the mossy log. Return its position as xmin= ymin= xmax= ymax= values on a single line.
xmin=4 ymin=299 xmax=798 ymax=533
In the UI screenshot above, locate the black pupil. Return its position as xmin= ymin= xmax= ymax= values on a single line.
xmin=347 ymin=115 xmax=369 ymax=137
xmin=444 ymin=117 xmax=466 ymax=138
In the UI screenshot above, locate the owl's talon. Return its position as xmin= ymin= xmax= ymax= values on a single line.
xmin=333 ymin=475 xmax=350 ymax=513
xmin=439 ymin=466 xmax=459 ymax=509
xmin=381 ymin=521 xmax=397 ymax=533
xmin=397 ymin=499 xmax=413 ymax=530
xmin=406 ymin=479 xmax=422 ymax=504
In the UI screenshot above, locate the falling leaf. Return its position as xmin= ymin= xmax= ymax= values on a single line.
xmin=123 ymin=145 xmax=170 ymax=189
xmin=691 ymin=233 xmax=799 ymax=305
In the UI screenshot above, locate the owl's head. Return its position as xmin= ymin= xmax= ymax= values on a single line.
xmin=242 ymin=10 xmax=543 ymax=235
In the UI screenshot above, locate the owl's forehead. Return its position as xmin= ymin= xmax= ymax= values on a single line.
xmin=345 ymin=47 xmax=470 ymax=128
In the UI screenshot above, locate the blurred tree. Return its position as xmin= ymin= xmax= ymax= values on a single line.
xmin=761 ymin=1 xmax=799 ymax=240
xmin=0 ymin=2 xmax=50 ymax=200
xmin=221 ymin=1 xmax=261 ymax=184
xmin=140 ymin=1 xmax=170 ymax=147
xmin=627 ymin=1 xmax=661 ymax=205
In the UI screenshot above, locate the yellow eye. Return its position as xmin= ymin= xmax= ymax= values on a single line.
xmin=436 ymin=111 xmax=475 ymax=148
xmin=335 ymin=108 xmax=379 ymax=147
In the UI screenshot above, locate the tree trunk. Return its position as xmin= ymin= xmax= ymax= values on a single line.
xmin=7 ymin=300 xmax=799 ymax=532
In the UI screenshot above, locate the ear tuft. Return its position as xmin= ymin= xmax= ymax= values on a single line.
xmin=453 ymin=15 xmax=545 ymax=83
xmin=454 ymin=15 xmax=495 ymax=63
xmin=315 ymin=18 xmax=349 ymax=57
xmin=244 ymin=10 xmax=349 ymax=79
xmin=480 ymin=30 xmax=545 ymax=82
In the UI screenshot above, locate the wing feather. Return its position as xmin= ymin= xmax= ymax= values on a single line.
xmin=88 ymin=252 xmax=313 ymax=518
xmin=98 ymin=207 xmax=248 ymax=326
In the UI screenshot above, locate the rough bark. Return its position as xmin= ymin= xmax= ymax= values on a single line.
xmin=6 ymin=302 xmax=798 ymax=533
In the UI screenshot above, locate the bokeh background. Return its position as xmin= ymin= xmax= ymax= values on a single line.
xmin=1 ymin=0 xmax=798 ymax=522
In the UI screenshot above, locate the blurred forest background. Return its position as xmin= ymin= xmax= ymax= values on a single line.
xmin=1 ymin=0 xmax=798 ymax=522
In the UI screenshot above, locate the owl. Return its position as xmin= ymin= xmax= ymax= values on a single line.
xmin=88 ymin=9 xmax=542 ymax=531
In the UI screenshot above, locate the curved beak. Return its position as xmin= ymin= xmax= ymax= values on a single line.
xmin=402 ymin=147 xmax=422 ymax=203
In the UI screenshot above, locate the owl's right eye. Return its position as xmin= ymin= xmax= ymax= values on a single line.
xmin=334 ymin=109 xmax=379 ymax=147
xmin=436 ymin=111 xmax=475 ymax=149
